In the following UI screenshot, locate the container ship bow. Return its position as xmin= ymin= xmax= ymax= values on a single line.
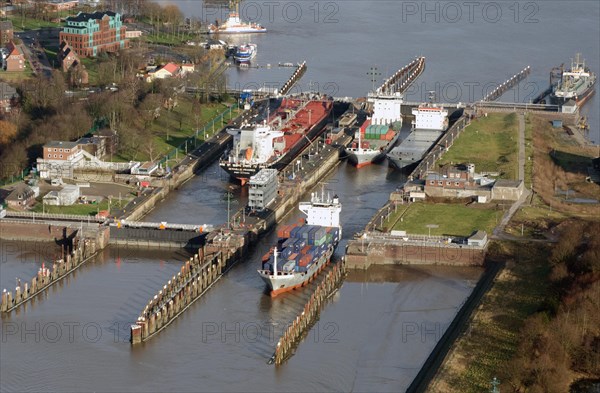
xmin=220 ymin=97 xmax=333 ymax=184
xmin=257 ymin=192 xmax=342 ymax=296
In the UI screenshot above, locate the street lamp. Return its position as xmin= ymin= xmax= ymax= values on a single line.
xmin=426 ymin=224 xmax=439 ymax=238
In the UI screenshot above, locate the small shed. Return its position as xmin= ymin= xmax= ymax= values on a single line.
xmin=467 ymin=230 xmax=488 ymax=247
xmin=561 ymin=100 xmax=578 ymax=114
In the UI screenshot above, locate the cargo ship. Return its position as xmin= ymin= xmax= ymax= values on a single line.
xmin=387 ymin=104 xmax=448 ymax=169
xmin=345 ymin=119 xmax=401 ymax=168
xmin=257 ymin=192 xmax=342 ymax=296
xmin=550 ymin=53 xmax=596 ymax=107
xmin=233 ymin=43 xmax=257 ymax=63
xmin=208 ymin=1 xmax=267 ymax=34
xmin=220 ymin=98 xmax=333 ymax=184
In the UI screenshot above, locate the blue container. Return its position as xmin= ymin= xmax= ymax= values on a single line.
xmin=290 ymin=226 xmax=303 ymax=238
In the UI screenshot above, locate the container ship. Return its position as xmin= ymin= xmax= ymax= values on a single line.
xmin=387 ymin=104 xmax=448 ymax=170
xmin=257 ymin=192 xmax=342 ymax=296
xmin=550 ymin=53 xmax=596 ymax=108
xmin=208 ymin=1 xmax=267 ymax=34
xmin=345 ymin=119 xmax=401 ymax=168
xmin=220 ymin=98 xmax=333 ymax=184
xmin=233 ymin=43 xmax=257 ymax=63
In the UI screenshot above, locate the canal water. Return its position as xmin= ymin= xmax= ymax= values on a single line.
xmin=1 ymin=159 xmax=481 ymax=392
xmin=2 ymin=1 xmax=598 ymax=391
xmin=182 ymin=0 xmax=599 ymax=143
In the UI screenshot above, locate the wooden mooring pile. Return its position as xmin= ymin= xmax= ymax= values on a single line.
xmin=270 ymin=260 xmax=346 ymax=365
xmin=130 ymin=247 xmax=225 ymax=344
xmin=1 ymin=239 xmax=97 ymax=313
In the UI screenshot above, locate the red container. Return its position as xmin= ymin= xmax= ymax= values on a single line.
xmin=300 ymin=245 xmax=311 ymax=255
xmin=298 ymin=254 xmax=313 ymax=267
xmin=277 ymin=225 xmax=287 ymax=238
xmin=261 ymin=251 xmax=271 ymax=262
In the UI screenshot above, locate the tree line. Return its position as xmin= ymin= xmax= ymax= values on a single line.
xmin=502 ymin=221 xmax=600 ymax=392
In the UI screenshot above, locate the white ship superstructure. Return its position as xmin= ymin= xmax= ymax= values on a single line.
xmin=387 ymin=103 xmax=448 ymax=169
xmin=208 ymin=1 xmax=267 ymax=34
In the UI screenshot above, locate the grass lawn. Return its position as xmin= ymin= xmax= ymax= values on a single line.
xmin=381 ymin=203 xmax=411 ymax=232
xmin=438 ymin=113 xmax=518 ymax=179
xmin=392 ymin=202 xmax=498 ymax=237
xmin=6 ymin=15 xmax=60 ymax=31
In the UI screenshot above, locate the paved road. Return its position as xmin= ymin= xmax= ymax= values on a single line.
xmin=492 ymin=113 xmax=531 ymax=239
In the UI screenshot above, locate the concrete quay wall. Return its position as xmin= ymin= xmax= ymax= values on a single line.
xmin=345 ymin=239 xmax=486 ymax=268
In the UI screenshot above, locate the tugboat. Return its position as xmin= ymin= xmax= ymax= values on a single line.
xmin=257 ymin=191 xmax=342 ymax=296
xmin=233 ymin=43 xmax=257 ymax=63
xmin=208 ymin=0 xmax=267 ymax=34
xmin=551 ymin=53 xmax=596 ymax=108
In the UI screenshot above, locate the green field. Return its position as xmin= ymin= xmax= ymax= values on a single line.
xmin=437 ymin=113 xmax=518 ymax=179
xmin=6 ymin=15 xmax=60 ymax=31
xmin=392 ymin=202 xmax=498 ymax=237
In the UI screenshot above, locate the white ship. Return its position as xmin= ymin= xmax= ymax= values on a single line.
xmin=551 ymin=53 xmax=596 ymax=107
xmin=220 ymin=122 xmax=284 ymax=183
xmin=345 ymin=93 xmax=403 ymax=168
xmin=387 ymin=104 xmax=448 ymax=169
xmin=257 ymin=192 xmax=342 ymax=296
xmin=233 ymin=43 xmax=257 ymax=63
xmin=208 ymin=1 xmax=267 ymax=34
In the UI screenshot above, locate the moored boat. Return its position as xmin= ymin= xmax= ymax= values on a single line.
xmin=550 ymin=53 xmax=596 ymax=108
xmin=208 ymin=1 xmax=267 ymax=34
xmin=257 ymin=192 xmax=342 ymax=296
xmin=233 ymin=43 xmax=257 ymax=63
xmin=220 ymin=98 xmax=333 ymax=184
xmin=387 ymin=103 xmax=448 ymax=169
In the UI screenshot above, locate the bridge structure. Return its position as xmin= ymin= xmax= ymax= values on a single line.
xmin=1 ymin=212 xmax=214 ymax=249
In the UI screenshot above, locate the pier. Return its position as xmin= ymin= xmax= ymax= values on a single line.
xmin=279 ymin=61 xmax=307 ymax=95
xmin=376 ymin=56 xmax=426 ymax=95
xmin=1 ymin=233 xmax=103 ymax=313
xmin=271 ymin=261 xmax=346 ymax=365
xmin=131 ymin=246 xmax=228 ymax=344
xmin=481 ymin=66 xmax=531 ymax=102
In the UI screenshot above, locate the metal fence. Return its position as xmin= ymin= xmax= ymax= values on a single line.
xmin=158 ymin=103 xmax=238 ymax=166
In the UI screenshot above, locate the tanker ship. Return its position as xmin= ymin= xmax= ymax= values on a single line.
xmin=257 ymin=192 xmax=342 ymax=296
xmin=220 ymin=98 xmax=333 ymax=184
xmin=550 ymin=53 xmax=596 ymax=108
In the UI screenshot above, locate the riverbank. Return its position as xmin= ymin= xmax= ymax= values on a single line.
xmin=426 ymin=112 xmax=600 ymax=392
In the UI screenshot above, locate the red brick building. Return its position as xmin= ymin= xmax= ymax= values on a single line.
xmin=4 ymin=41 xmax=25 ymax=72
xmin=59 ymin=11 xmax=129 ymax=58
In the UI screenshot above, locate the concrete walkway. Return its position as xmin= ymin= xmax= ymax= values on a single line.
xmin=492 ymin=113 xmax=530 ymax=239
